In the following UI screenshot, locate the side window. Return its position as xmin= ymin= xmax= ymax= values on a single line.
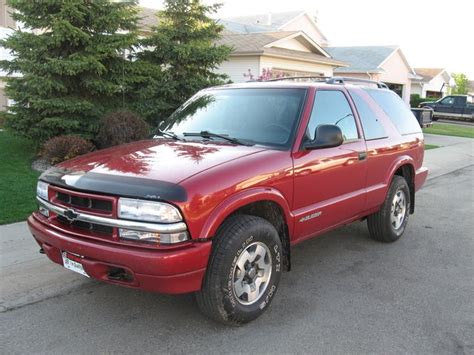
xmin=365 ymin=89 xmax=421 ymax=135
xmin=307 ymin=90 xmax=358 ymax=141
xmin=348 ymin=89 xmax=387 ymax=140
xmin=440 ymin=96 xmax=454 ymax=105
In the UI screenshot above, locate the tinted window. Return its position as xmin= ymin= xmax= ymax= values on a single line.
xmin=348 ymin=89 xmax=387 ymax=140
xmin=365 ymin=89 xmax=421 ymax=135
xmin=440 ymin=96 xmax=454 ymax=105
xmin=307 ymin=90 xmax=358 ymax=141
xmin=161 ymin=88 xmax=306 ymax=149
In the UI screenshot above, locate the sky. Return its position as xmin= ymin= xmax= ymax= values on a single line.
xmin=140 ymin=0 xmax=474 ymax=78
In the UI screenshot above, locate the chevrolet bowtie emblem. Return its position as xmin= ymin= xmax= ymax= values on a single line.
xmin=64 ymin=208 xmax=79 ymax=223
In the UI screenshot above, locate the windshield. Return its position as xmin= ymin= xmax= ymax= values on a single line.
xmin=160 ymin=88 xmax=307 ymax=149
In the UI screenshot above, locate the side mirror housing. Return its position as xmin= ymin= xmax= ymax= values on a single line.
xmin=304 ymin=124 xmax=344 ymax=150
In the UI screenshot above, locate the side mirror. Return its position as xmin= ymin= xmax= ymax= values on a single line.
xmin=304 ymin=124 xmax=344 ymax=150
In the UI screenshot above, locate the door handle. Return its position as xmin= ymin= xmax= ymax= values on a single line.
xmin=358 ymin=151 xmax=367 ymax=161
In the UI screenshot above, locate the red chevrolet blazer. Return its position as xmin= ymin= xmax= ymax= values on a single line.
xmin=29 ymin=77 xmax=428 ymax=325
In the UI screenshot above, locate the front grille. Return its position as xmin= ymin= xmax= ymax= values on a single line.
xmin=56 ymin=191 xmax=113 ymax=212
xmin=56 ymin=215 xmax=114 ymax=236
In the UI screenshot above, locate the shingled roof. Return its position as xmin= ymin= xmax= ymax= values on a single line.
xmin=326 ymin=46 xmax=398 ymax=73
xmin=224 ymin=11 xmax=305 ymax=30
xmin=216 ymin=32 xmax=346 ymax=67
xmin=414 ymin=68 xmax=445 ymax=82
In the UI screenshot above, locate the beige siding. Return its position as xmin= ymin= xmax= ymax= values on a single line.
xmin=281 ymin=14 xmax=328 ymax=46
xmin=260 ymin=56 xmax=334 ymax=77
xmin=272 ymin=38 xmax=311 ymax=52
xmin=215 ymin=56 xmax=260 ymax=83
xmin=0 ymin=2 xmax=15 ymax=28
xmin=0 ymin=85 xmax=8 ymax=111
xmin=422 ymin=74 xmax=449 ymax=97
xmin=378 ymin=50 xmax=412 ymax=104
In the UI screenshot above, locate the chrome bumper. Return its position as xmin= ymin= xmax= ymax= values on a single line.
xmin=37 ymin=197 xmax=188 ymax=234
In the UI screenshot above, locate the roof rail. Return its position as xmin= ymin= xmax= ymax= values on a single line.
xmin=327 ymin=76 xmax=389 ymax=89
xmin=263 ymin=76 xmax=332 ymax=82
xmin=261 ymin=75 xmax=389 ymax=89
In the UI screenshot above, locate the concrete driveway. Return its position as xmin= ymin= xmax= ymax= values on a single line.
xmin=1 ymin=135 xmax=473 ymax=354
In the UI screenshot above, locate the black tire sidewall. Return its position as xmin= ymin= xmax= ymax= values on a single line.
xmin=220 ymin=220 xmax=282 ymax=322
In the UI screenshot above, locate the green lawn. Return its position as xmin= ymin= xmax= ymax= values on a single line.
xmin=424 ymin=144 xmax=440 ymax=150
xmin=0 ymin=130 xmax=40 ymax=224
xmin=423 ymin=123 xmax=474 ymax=138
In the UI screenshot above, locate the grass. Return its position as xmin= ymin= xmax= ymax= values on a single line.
xmin=424 ymin=144 xmax=440 ymax=150
xmin=0 ymin=130 xmax=40 ymax=224
xmin=423 ymin=123 xmax=474 ymax=138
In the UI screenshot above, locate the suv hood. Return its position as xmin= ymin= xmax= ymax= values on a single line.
xmin=40 ymin=139 xmax=267 ymax=201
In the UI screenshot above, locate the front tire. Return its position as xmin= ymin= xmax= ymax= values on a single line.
xmin=196 ymin=214 xmax=282 ymax=326
xmin=367 ymin=176 xmax=410 ymax=242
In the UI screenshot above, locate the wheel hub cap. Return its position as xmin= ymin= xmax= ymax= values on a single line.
xmin=391 ymin=189 xmax=407 ymax=230
xmin=232 ymin=241 xmax=272 ymax=305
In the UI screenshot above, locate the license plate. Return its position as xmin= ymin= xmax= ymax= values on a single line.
xmin=62 ymin=251 xmax=89 ymax=278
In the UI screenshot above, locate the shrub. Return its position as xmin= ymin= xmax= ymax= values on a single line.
xmin=96 ymin=110 xmax=149 ymax=148
xmin=410 ymin=94 xmax=439 ymax=108
xmin=41 ymin=135 xmax=95 ymax=164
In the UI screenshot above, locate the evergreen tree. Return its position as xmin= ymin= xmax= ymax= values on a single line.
xmin=0 ymin=0 xmax=141 ymax=141
xmin=134 ymin=0 xmax=232 ymax=124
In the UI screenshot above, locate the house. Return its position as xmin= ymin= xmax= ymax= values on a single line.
xmin=215 ymin=11 xmax=346 ymax=82
xmin=326 ymin=46 xmax=416 ymax=104
xmin=0 ymin=2 xmax=15 ymax=111
xmin=222 ymin=11 xmax=329 ymax=46
xmin=411 ymin=68 xmax=451 ymax=98
xmin=136 ymin=9 xmax=347 ymax=82
xmin=214 ymin=31 xmax=346 ymax=82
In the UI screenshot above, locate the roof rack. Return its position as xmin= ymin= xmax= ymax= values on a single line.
xmin=264 ymin=76 xmax=331 ymax=82
xmin=262 ymin=75 xmax=389 ymax=89
xmin=327 ymin=77 xmax=389 ymax=89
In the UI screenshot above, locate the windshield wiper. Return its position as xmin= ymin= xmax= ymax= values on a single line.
xmin=153 ymin=130 xmax=184 ymax=141
xmin=183 ymin=131 xmax=253 ymax=146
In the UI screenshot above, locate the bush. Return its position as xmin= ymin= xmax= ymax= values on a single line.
xmin=410 ymin=94 xmax=439 ymax=108
xmin=96 ymin=110 xmax=149 ymax=148
xmin=41 ymin=135 xmax=95 ymax=164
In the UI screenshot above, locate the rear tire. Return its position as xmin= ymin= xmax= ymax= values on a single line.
xmin=196 ymin=214 xmax=282 ymax=326
xmin=367 ymin=176 xmax=410 ymax=243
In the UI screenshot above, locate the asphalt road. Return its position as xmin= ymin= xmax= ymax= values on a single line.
xmin=1 ymin=146 xmax=473 ymax=354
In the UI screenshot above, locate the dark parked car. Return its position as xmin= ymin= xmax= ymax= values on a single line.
xmin=420 ymin=95 xmax=474 ymax=121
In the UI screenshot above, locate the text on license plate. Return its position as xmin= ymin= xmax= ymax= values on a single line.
xmin=62 ymin=251 xmax=89 ymax=278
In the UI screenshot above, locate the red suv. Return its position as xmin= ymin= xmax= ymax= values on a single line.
xmin=29 ymin=77 xmax=428 ymax=325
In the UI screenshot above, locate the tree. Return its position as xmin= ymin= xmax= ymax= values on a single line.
xmin=451 ymin=73 xmax=469 ymax=95
xmin=134 ymin=0 xmax=232 ymax=124
xmin=0 ymin=0 xmax=141 ymax=142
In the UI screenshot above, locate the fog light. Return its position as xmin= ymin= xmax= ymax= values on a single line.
xmin=118 ymin=229 xmax=188 ymax=244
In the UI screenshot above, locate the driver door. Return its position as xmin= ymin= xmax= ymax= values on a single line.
xmin=292 ymin=89 xmax=368 ymax=241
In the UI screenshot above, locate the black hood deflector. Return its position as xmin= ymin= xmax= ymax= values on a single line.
xmin=40 ymin=167 xmax=187 ymax=202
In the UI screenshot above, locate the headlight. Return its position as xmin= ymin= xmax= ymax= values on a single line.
xmin=37 ymin=181 xmax=49 ymax=200
xmin=118 ymin=198 xmax=182 ymax=223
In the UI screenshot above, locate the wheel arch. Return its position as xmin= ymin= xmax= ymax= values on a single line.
xmin=201 ymin=188 xmax=293 ymax=271
xmin=387 ymin=157 xmax=416 ymax=214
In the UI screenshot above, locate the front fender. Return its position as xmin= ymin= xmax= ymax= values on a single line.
xmin=199 ymin=187 xmax=293 ymax=239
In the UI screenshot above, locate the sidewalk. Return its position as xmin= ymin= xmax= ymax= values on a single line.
xmin=1 ymin=134 xmax=473 ymax=312
xmin=424 ymin=134 xmax=474 ymax=180
xmin=0 ymin=221 xmax=88 ymax=312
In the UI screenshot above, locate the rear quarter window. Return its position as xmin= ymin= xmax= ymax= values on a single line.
xmin=348 ymin=89 xmax=387 ymax=140
xmin=364 ymin=89 xmax=421 ymax=135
